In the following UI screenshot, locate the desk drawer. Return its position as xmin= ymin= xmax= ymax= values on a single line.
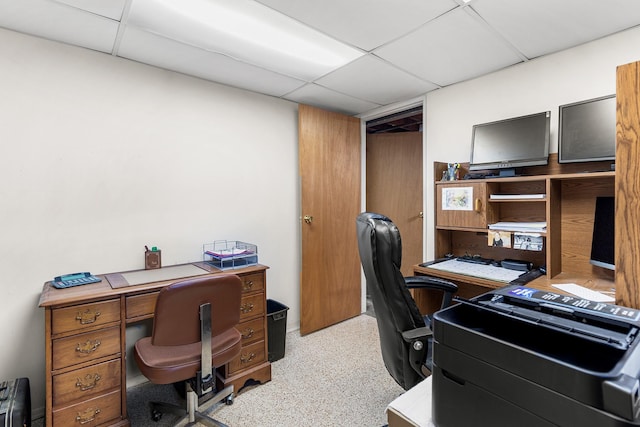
xmin=52 ymin=388 xmax=121 ymax=427
xmin=227 ymin=340 xmax=266 ymax=375
xmin=238 ymin=317 xmax=265 ymax=346
xmin=53 ymin=359 xmax=121 ymax=407
xmin=239 ymin=272 xmax=265 ymax=294
xmin=52 ymin=299 xmax=120 ymax=335
xmin=126 ymin=291 xmax=159 ymax=320
xmin=52 ymin=326 xmax=121 ymax=371
xmin=240 ymin=293 xmax=265 ymax=322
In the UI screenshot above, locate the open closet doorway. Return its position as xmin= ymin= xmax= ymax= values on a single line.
xmin=365 ymin=105 xmax=424 ymax=316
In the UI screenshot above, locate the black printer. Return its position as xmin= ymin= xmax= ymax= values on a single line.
xmin=432 ymin=285 xmax=640 ymax=427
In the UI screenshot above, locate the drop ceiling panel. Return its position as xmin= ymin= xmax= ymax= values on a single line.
xmin=2 ymin=0 xmax=640 ymax=116
xmin=117 ymin=27 xmax=307 ymax=97
xmin=472 ymin=0 xmax=640 ymax=59
xmin=316 ymin=55 xmax=438 ymax=105
xmin=0 ymin=0 xmax=119 ymax=53
xmin=284 ymin=83 xmax=380 ymax=116
xmin=257 ymin=0 xmax=459 ymax=51
xmin=374 ymin=7 xmax=523 ymax=87
xmin=52 ymin=0 xmax=127 ymax=20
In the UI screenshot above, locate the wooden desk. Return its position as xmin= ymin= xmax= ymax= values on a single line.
xmin=39 ymin=263 xmax=271 ymax=427
xmin=413 ymin=262 xmax=615 ymax=313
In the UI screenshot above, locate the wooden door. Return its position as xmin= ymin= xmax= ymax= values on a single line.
xmin=299 ymin=104 xmax=362 ymax=335
xmin=366 ymin=132 xmax=423 ymax=277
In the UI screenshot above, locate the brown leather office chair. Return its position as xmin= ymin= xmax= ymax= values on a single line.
xmin=134 ymin=274 xmax=242 ymax=426
xmin=356 ymin=212 xmax=458 ymax=391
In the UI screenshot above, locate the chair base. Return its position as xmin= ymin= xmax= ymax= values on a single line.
xmin=149 ymin=383 xmax=234 ymax=427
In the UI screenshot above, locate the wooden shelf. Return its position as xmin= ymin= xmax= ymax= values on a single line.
xmin=432 ymin=161 xmax=614 ymax=292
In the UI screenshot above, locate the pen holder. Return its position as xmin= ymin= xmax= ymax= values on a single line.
xmin=145 ymin=249 xmax=161 ymax=270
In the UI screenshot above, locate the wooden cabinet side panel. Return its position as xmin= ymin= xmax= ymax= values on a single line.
xmin=616 ymin=61 xmax=640 ymax=308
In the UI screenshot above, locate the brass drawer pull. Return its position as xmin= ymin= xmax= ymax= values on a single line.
xmin=240 ymin=303 xmax=254 ymax=314
xmin=243 ymin=280 xmax=254 ymax=291
xmin=76 ymin=373 xmax=101 ymax=391
xmin=76 ymin=339 xmax=101 ymax=354
xmin=76 ymin=309 xmax=101 ymax=325
xmin=240 ymin=352 xmax=256 ymax=364
xmin=241 ymin=328 xmax=255 ymax=339
xmin=76 ymin=408 xmax=101 ymax=425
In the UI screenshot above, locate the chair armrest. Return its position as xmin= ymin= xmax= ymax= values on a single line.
xmin=405 ymin=276 xmax=458 ymax=310
xmin=402 ymin=326 xmax=432 ymax=378
xmin=401 ymin=326 xmax=431 ymax=342
xmin=404 ymin=276 xmax=457 ymax=293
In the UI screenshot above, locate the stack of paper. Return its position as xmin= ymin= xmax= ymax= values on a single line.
xmin=552 ymin=283 xmax=615 ymax=302
xmin=490 ymin=194 xmax=545 ymax=200
xmin=489 ymin=222 xmax=547 ymax=232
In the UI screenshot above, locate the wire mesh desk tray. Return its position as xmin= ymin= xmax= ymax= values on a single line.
xmin=203 ymin=241 xmax=258 ymax=270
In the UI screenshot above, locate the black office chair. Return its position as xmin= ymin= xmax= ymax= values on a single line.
xmin=356 ymin=212 xmax=458 ymax=391
xmin=134 ymin=274 xmax=242 ymax=427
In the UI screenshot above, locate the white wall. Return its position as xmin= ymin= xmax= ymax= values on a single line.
xmin=424 ymin=26 xmax=640 ymax=261
xmin=0 ymin=28 xmax=300 ymax=415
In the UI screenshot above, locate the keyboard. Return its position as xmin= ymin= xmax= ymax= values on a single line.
xmin=457 ymin=255 xmax=493 ymax=265
xmin=425 ymin=259 xmax=524 ymax=283
xmin=53 ymin=272 xmax=102 ymax=289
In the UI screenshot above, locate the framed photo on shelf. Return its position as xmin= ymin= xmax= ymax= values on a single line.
xmin=488 ymin=231 xmax=511 ymax=248
xmin=514 ymin=233 xmax=543 ymax=251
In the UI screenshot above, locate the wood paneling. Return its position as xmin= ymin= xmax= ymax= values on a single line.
xmin=616 ymin=61 xmax=640 ymax=308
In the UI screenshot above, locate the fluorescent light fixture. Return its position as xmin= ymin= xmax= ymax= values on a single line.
xmin=126 ymin=0 xmax=364 ymax=81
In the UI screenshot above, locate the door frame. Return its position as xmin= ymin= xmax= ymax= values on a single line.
xmin=358 ymin=96 xmax=426 ymax=312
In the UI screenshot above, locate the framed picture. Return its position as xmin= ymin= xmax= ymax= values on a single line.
xmin=442 ymin=187 xmax=473 ymax=211
xmin=514 ymin=233 xmax=544 ymax=251
xmin=488 ymin=231 xmax=511 ymax=248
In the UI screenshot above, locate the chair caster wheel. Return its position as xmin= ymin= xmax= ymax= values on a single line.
xmin=224 ymin=395 xmax=234 ymax=405
xmin=151 ymin=409 xmax=163 ymax=422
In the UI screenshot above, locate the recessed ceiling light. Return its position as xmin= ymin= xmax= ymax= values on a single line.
xmin=126 ymin=0 xmax=364 ymax=81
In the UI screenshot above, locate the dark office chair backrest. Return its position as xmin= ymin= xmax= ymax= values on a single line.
xmin=356 ymin=212 xmax=430 ymax=390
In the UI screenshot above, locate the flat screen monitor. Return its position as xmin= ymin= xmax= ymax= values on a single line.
xmin=469 ymin=111 xmax=550 ymax=176
xmin=590 ymin=196 xmax=615 ymax=271
xmin=558 ymin=95 xmax=616 ymax=164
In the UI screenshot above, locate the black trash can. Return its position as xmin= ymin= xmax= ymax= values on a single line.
xmin=266 ymin=299 xmax=289 ymax=362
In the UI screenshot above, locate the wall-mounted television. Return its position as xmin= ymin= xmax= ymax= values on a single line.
xmin=469 ymin=111 xmax=550 ymax=177
xmin=590 ymin=196 xmax=615 ymax=271
xmin=558 ymin=94 xmax=616 ymax=164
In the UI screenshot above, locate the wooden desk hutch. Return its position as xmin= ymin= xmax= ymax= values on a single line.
xmin=38 ymin=263 xmax=271 ymax=427
xmin=415 ymin=59 xmax=640 ymax=313
xmin=415 ymin=162 xmax=615 ymax=312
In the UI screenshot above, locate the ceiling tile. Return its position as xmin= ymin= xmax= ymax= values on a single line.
xmin=316 ymin=55 xmax=438 ymax=105
xmin=374 ymin=7 xmax=523 ymax=86
xmin=2 ymin=0 xmax=640 ymax=117
xmin=116 ymin=27 xmax=307 ymax=97
xmin=284 ymin=84 xmax=381 ymax=116
xmin=51 ymin=0 xmax=127 ymax=21
xmin=0 ymin=0 xmax=119 ymax=53
xmin=471 ymin=0 xmax=640 ymax=59
xmin=256 ymin=0 xmax=459 ymax=51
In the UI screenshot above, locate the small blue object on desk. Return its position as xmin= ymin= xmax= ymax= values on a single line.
xmin=52 ymin=272 xmax=101 ymax=289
